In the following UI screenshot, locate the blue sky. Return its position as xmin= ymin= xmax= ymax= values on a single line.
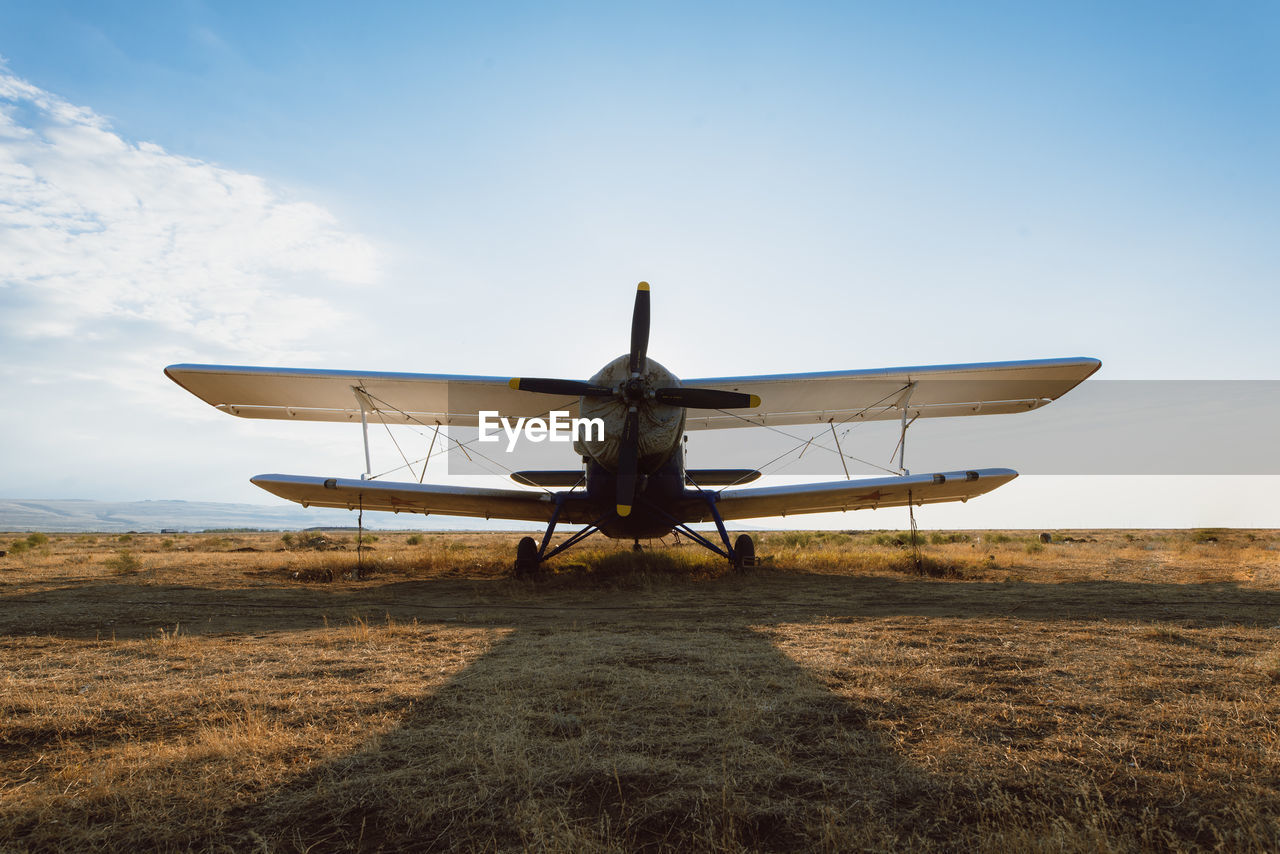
xmin=1 ymin=1 xmax=1276 ymax=527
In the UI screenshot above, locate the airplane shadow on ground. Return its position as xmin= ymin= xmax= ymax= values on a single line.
xmin=3 ymin=570 xmax=1277 ymax=850
xmin=228 ymin=620 xmax=956 ymax=851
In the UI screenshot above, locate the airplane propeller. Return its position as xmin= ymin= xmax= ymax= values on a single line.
xmin=629 ymin=281 xmax=650 ymax=376
xmin=653 ymin=387 xmax=757 ymax=409
xmin=507 ymin=378 xmax=613 ymax=397
xmin=616 ymin=406 xmax=640 ymax=517
xmin=509 ymin=282 xmax=761 ymax=517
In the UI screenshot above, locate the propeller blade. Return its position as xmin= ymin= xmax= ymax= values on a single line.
xmin=629 ymin=282 xmax=650 ymax=377
xmin=615 ymin=406 xmax=639 ymax=517
xmin=653 ymin=387 xmax=761 ymax=409
xmin=508 ymin=378 xmax=613 ymax=397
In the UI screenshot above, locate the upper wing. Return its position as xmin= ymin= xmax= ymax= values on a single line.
xmin=250 ymin=474 xmax=598 ymax=523
xmin=165 ymin=364 xmax=582 ymax=425
xmin=679 ymin=468 xmax=1017 ymax=522
xmin=167 ymin=356 xmax=1099 ymax=429
xmin=681 ymin=357 xmax=1101 ymax=429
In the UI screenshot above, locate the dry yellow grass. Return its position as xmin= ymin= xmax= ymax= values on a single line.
xmin=0 ymin=528 xmax=1277 ymax=851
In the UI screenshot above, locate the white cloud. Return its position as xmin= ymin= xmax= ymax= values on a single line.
xmin=0 ymin=66 xmax=377 ymax=367
xmin=0 ymin=65 xmax=386 ymax=502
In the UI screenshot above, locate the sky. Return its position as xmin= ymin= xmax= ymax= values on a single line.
xmin=1 ymin=1 xmax=1277 ymax=528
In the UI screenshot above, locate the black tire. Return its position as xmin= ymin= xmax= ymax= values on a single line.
xmin=514 ymin=536 xmax=539 ymax=577
xmin=732 ymin=534 xmax=756 ymax=570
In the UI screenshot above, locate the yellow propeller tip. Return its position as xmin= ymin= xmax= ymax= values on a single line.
xmin=508 ymin=378 xmax=521 ymax=390
xmin=749 ymin=394 xmax=761 ymax=408
xmin=637 ymin=281 xmax=649 ymax=291
xmin=617 ymin=504 xmax=632 ymax=517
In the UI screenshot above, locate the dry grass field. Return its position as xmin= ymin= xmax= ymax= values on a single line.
xmin=1 ymin=527 xmax=1277 ymax=852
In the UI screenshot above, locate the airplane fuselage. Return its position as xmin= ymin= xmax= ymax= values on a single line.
xmin=584 ymin=451 xmax=687 ymax=538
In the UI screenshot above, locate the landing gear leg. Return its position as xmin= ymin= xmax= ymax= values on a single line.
xmin=632 ymin=539 xmax=642 ymax=552
xmin=512 ymin=498 xmax=608 ymax=577
xmin=643 ymin=493 xmax=759 ymax=570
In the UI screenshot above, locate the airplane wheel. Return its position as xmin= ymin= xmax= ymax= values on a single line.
xmin=514 ymin=536 xmax=539 ymax=577
xmin=732 ymin=534 xmax=756 ymax=570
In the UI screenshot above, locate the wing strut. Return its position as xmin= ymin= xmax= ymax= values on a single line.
xmin=354 ymin=387 xmax=373 ymax=479
xmin=893 ymin=382 xmax=917 ymax=475
xmin=419 ymin=421 xmax=441 ymax=484
xmin=828 ymin=420 xmax=851 ymax=480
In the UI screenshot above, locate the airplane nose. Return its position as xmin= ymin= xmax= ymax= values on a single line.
xmin=621 ymin=376 xmax=646 ymax=402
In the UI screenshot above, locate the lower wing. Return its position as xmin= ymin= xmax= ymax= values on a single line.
xmin=678 ymin=468 xmax=1017 ymax=522
xmin=251 ymin=468 xmax=1015 ymax=527
xmin=249 ymin=474 xmax=596 ymax=524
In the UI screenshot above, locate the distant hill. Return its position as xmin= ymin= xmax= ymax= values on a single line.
xmin=0 ymin=498 xmax=461 ymax=533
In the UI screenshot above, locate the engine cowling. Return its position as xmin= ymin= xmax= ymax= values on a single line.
xmin=574 ymin=354 xmax=685 ymax=473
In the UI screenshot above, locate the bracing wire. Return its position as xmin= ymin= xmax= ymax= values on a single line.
xmin=351 ymin=381 xmax=916 ymax=499
xmin=355 ymin=388 xmax=570 ymax=493
xmin=708 ymin=384 xmax=912 ymax=491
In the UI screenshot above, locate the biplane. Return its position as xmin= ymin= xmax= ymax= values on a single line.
xmin=165 ymin=283 xmax=1100 ymax=573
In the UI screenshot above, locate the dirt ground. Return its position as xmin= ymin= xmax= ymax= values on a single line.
xmin=1 ymin=528 xmax=1277 ymax=852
